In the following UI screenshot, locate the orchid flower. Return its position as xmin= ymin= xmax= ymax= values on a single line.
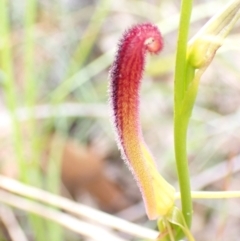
xmin=109 ymin=23 xmax=175 ymax=220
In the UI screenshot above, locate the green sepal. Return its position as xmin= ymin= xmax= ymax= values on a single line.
xmin=157 ymin=207 xmax=195 ymax=241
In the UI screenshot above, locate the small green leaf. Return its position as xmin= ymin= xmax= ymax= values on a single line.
xmin=167 ymin=207 xmax=195 ymax=241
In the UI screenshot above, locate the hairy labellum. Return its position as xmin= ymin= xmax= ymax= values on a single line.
xmin=109 ymin=23 xmax=175 ymax=219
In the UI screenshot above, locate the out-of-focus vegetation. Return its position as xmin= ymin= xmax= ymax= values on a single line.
xmin=0 ymin=0 xmax=240 ymax=240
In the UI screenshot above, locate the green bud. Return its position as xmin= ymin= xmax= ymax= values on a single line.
xmin=187 ymin=0 xmax=240 ymax=69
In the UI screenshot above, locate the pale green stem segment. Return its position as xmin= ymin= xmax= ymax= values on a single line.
xmin=174 ymin=0 xmax=193 ymax=230
xmin=175 ymin=191 xmax=240 ymax=199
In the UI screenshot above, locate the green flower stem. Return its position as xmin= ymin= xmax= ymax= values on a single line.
xmin=174 ymin=0 xmax=193 ymax=230
xmin=174 ymin=0 xmax=193 ymax=108
xmin=174 ymin=116 xmax=192 ymax=225
xmin=175 ymin=191 xmax=240 ymax=199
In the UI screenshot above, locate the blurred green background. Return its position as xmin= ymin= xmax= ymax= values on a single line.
xmin=0 ymin=0 xmax=240 ymax=240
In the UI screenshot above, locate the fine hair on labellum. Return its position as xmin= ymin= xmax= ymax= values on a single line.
xmin=109 ymin=23 xmax=174 ymax=220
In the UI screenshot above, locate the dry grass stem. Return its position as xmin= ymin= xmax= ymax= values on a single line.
xmin=0 ymin=103 xmax=108 ymax=129
xmin=0 ymin=175 xmax=158 ymax=240
xmin=0 ymin=189 xmax=127 ymax=241
xmin=0 ymin=204 xmax=29 ymax=241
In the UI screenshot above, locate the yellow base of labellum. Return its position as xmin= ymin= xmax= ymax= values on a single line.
xmin=140 ymin=144 xmax=175 ymax=219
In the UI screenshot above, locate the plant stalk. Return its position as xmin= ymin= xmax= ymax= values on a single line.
xmin=174 ymin=0 xmax=193 ymax=230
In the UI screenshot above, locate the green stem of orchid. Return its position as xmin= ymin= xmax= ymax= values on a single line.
xmin=175 ymin=191 xmax=240 ymax=199
xmin=174 ymin=0 xmax=193 ymax=231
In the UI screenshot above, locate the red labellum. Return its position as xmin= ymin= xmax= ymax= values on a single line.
xmin=109 ymin=23 xmax=170 ymax=219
